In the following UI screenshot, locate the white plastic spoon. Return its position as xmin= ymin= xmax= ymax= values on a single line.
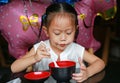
xmin=53 ymin=61 xmax=59 ymax=67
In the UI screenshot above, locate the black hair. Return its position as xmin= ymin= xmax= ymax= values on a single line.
xmin=43 ymin=2 xmax=78 ymax=26
xmin=39 ymin=2 xmax=79 ymax=41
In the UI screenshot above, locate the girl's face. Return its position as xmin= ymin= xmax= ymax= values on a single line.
xmin=43 ymin=13 xmax=76 ymax=53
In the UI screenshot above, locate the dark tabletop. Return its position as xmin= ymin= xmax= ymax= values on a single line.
xmin=7 ymin=70 xmax=105 ymax=83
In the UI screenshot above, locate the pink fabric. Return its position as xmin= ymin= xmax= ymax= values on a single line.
xmin=0 ymin=0 xmax=49 ymax=58
xmin=74 ymin=0 xmax=116 ymax=52
xmin=0 ymin=0 xmax=116 ymax=58
xmin=75 ymin=0 xmax=100 ymax=52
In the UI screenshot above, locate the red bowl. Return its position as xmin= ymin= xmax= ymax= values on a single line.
xmin=24 ymin=71 xmax=51 ymax=82
xmin=49 ymin=61 xmax=76 ymax=82
xmin=49 ymin=60 xmax=76 ymax=68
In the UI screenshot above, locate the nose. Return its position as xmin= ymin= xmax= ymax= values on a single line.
xmin=60 ymin=33 xmax=66 ymax=41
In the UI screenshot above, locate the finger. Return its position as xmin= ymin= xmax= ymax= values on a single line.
xmin=42 ymin=51 xmax=50 ymax=57
xmin=72 ymin=76 xmax=82 ymax=81
xmin=38 ymin=44 xmax=46 ymax=50
xmin=72 ymin=73 xmax=83 ymax=82
xmin=35 ymin=51 xmax=50 ymax=62
xmin=40 ymin=42 xmax=46 ymax=47
xmin=72 ymin=73 xmax=83 ymax=77
xmin=37 ymin=46 xmax=49 ymax=53
xmin=78 ymin=57 xmax=85 ymax=67
xmin=37 ymin=49 xmax=50 ymax=56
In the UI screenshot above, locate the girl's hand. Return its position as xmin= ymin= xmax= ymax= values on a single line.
xmin=72 ymin=58 xmax=88 ymax=83
xmin=34 ymin=43 xmax=50 ymax=62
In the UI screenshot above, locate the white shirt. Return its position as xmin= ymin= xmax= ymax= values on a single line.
xmin=33 ymin=40 xmax=85 ymax=71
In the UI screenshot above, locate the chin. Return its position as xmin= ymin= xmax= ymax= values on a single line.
xmin=58 ymin=46 xmax=67 ymax=51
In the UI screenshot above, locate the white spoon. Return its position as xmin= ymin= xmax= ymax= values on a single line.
xmin=53 ymin=61 xmax=59 ymax=67
xmin=51 ymin=58 xmax=59 ymax=67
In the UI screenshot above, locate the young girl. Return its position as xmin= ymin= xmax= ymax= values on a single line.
xmin=11 ymin=2 xmax=105 ymax=82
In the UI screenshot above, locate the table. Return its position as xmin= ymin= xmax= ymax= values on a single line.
xmin=7 ymin=69 xmax=105 ymax=83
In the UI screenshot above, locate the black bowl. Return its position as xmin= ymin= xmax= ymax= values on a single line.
xmin=49 ymin=61 xmax=76 ymax=83
xmin=24 ymin=71 xmax=51 ymax=83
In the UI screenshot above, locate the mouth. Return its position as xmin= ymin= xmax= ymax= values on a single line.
xmin=59 ymin=44 xmax=66 ymax=47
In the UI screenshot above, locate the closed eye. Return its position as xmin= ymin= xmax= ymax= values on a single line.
xmin=53 ymin=30 xmax=61 ymax=35
xmin=66 ymin=32 xmax=72 ymax=35
xmin=54 ymin=33 xmax=60 ymax=35
xmin=66 ymin=30 xmax=72 ymax=35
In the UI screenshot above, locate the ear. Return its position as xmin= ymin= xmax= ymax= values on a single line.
xmin=42 ymin=26 xmax=49 ymax=37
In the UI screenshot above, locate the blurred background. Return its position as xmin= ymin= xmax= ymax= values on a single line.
xmin=93 ymin=0 xmax=120 ymax=82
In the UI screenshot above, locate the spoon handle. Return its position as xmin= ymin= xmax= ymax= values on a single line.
xmin=53 ymin=61 xmax=59 ymax=67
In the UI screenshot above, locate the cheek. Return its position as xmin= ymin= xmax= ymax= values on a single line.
xmin=61 ymin=34 xmax=75 ymax=43
xmin=69 ymin=32 xmax=75 ymax=39
xmin=49 ymin=34 xmax=58 ymax=41
xmin=68 ymin=36 xmax=74 ymax=41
